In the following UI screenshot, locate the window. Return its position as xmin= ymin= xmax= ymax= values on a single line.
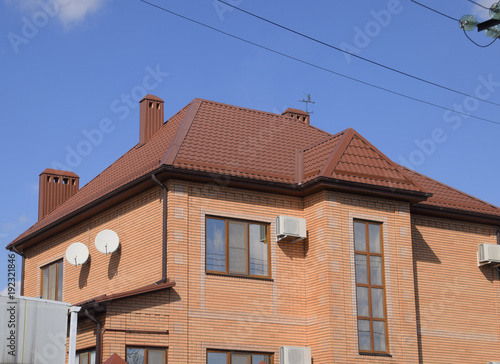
xmin=206 ymin=217 xmax=270 ymax=278
xmin=76 ymin=348 xmax=96 ymax=364
xmin=126 ymin=347 xmax=167 ymax=364
xmin=41 ymin=259 xmax=63 ymax=301
xmin=354 ymin=220 xmax=389 ymax=354
xmin=207 ymin=350 xmax=272 ymax=364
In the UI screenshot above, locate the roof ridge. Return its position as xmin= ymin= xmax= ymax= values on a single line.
xmin=161 ymin=99 xmax=202 ymax=165
xmin=348 ymin=131 xmax=427 ymax=193
xmin=302 ymin=129 xmax=346 ymax=153
xmin=198 ymin=98 xmax=332 ymax=138
xmin=320 ymin=128 xmax=356 ymax=176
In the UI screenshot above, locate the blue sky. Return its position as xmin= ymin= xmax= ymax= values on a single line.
xmin=1 ymin=0 xmax=499 ymax=294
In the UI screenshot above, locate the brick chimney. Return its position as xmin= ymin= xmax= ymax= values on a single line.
xmin=139 ymin=94 xmax=164 ymax=144
xmin=282 ymin=108 xmax=310 ymax=124
xmin=38 ymin=169 xmax=79 ymax=220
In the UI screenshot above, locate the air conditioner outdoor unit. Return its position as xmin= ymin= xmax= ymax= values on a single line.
xmin=276 ymin=216 xmax=307 ymax=241
xmin=279 ymin=346 xmax=311 ymax=364
xmin=478 ymin=243 xmax=500 ymax=266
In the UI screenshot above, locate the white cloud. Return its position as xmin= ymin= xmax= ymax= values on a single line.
xmin=4 ymin=0 xmax=107 ymax=27
xmin=58 ymin=0 xmax=106 ymax=26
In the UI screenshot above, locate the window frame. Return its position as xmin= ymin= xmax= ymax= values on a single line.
xmin=75 ymin=347 xmax=96 ymax=364
xmin=353 ymin=219 xmax=390 ymax=355
xmin=205 ymin=216 xmax=271 ymax=279
xmin=125 ymin=346 xmax=167 ymax=364
xmin=40 ymin=259 xmax=63 ymax=301
xmin=207 ymin=349 xmax=274 ymax=364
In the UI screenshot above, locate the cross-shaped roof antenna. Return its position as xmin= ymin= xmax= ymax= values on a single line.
xmin=299 ymin=93 xmax=315 ymax=114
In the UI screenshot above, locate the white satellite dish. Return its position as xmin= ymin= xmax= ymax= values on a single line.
xmin=65 ymin=242 xmax=89 ymax=266
xmin=95 ymin=229 xmax=120 ymax=254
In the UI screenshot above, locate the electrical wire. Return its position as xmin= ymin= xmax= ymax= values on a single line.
xmin=463 ymin=29 xmax=498 ymax=46
xmin=217 ymin=0 xmax=500 ymax=108
xmin=409 ymin=0 xmax=460 ymax=21
xmin=465 ymin=0 xmax=490 ymax=10
xmin=138 ymin=0 xmax=500 ymax=126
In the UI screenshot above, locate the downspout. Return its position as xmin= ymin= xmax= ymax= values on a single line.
xmin=152 ymin=174 xmax=168 ymax=283
xmin=84 ymin=309 xmax=102 ymax=364
xmin=11 ymin=246 xmax=24 ymax=296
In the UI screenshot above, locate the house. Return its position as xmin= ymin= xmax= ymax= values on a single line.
xmin=6 ymin=95 xmax=500 ymax=364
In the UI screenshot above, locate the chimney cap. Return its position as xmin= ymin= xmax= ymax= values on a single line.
xmin=281 ymin=108 xmax=309 ymax=116
xmin=39 ymin=168 xmax=79 ymax=178
xmin=140 ymin=94 xmax=164 ymax=103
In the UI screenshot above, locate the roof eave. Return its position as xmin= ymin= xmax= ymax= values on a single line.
xmin=411 ymin=204 xmax=500 ymax=226
xmin=11 ymin=166 xmax=498 ymax=252
xmin=301 ymin=176 xmax=432 ymax=204
xmin=6 ymin=168 xmax=165 ymax=252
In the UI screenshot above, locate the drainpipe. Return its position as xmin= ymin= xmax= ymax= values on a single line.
xmin=152 ymin=174 xmax=168 ymax=283
xmin=84 ymin=309 xmax=102 ymax=364
xmin=11 ymin=246 xmax=24 ymax=296
xmin=68 ymin=306 xmax=81 ymax=364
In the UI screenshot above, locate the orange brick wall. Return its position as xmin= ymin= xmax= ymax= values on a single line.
xmin=304 ymin=191 xmax=419 ymax=363
xmin=412 ymin=215 xmax=500 ymax=363
xmin=23 ymin=187 xmax=163 ymax=304
xmin=20 ymin=178 xmax=500 ymax=364
xmin=167 ymin=180 xmax=308 ymax=363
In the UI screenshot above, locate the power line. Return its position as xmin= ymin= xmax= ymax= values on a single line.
xmin=409 ymin=0 xmax=460 ymax=21
xmin=138 ymin=0 xmax=500 ymax=126
xmin=217 ymin=0 xmax=500 ymax=108
xmin=465 ymin=0 xmax=490 ymax=10
xmin=463 ymin=28 xmax=498 ymax=46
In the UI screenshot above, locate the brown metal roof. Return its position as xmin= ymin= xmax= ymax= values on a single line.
xmin=402 ymin=166 xmax=500 ymax=218
xmin=103 ymin=354 xmax=127 ymax=364
xmin=74 ymin=280 xmax=176 ymax=307
xmin=6 ymin=98 xmax=500 ymax=250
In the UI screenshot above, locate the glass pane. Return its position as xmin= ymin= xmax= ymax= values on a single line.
xmin=42 ymin=267 xmax=49 ymax=299
xmin=369 ymin=224 xmax=381 ymax=253
xmin=207 ymin=218 xmax=226 ymax=272
xmin=207 ymin=352 xmax=227 ymax=364
xmin=75 ymin=354 xmax=80 ymax=364
xmin=126 ymin=348 xmax=145 ymax=364
xmin=373 ymin=321 xmax=387 ymax=352
xmin=370 ymin=256 xmax=383 ymax=286
xmin=358 ymin=319 xmax=371 ymax=351
xmin=356 ymin=286 xmax=369 ymax=317
xmin=147 ymin=350 xmax=165 ymax=363
xmin=250 ymin=224 xmax=268 ymax=276
xmin=90 ymin=350 xmax=96 ymax=364
xmin=229 ymin=247 xmax=248 ymax=274
xmin=231 ymin=354 xmax=251 ymax=364
xmin=229 ymin=222 xmax=246 ymax=248
xmin=48 ymin=263 xmax=56 ymax=300
xmin=355 ymin=254 xmax=368 ymax=284
xmin=229 ymin=222 xmax=248 ymax=274
xmin=80 ymin=353 xmax=88 ymax=364
xmin=252 ymin=355 xmax=270 ymax=364
xmin=371 ymin=288 xmax=385 ymax=318
xmin=354 ymin=222 xmax=366 ymax=252
xmin=57 ymin=261 xmax=63 ymax=301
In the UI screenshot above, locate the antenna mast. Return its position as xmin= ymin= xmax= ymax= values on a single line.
xmin=299 ymin=94 xmax=315 ymax=113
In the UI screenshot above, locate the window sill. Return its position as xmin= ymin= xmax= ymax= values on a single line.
xmin=206 ymin=272 xmax=274 ymax=282
xmin=359 ymin=352 xmax=392 ymax=357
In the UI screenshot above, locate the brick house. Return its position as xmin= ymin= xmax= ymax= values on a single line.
xmin=6 ymin=95 xmax=500 ymax=364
